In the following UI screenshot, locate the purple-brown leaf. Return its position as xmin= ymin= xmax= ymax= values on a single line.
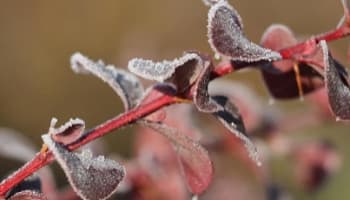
xmin=71 ymin=53 xmax=144 ymax=110
xmin=323 ymin=41 xmax=350 ymax=120
xmin=141 ymin=120 xmax=213 ymax=195
xmin=42 ymin=135 xmax=125 ymax=200
xmin=211 ymin=95 xmax=260 ymax=166
xmin=208 ymin=0 xmax=281 ymax=62
xmin=49 ymin=118 xmax=85 ymax=146
xmin=193 ymin=58 xmax=221 ymax=113
xmin=260 ymin=24 xmax=324 ymax=99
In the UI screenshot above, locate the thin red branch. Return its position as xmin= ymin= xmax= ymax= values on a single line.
xmin=0 ymin=93 xmax=178 ymax=196
xmin=211 ymin=24 xmax=350 ymax=78
xmin=1 ymin=22 xmax=350 ymax=197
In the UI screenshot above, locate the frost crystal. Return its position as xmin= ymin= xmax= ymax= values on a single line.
xmin=42 ymin=134 xmax=125 ymax=200
xmin=208 ymin=0 xmax=281 ymax=62
xmin=128 ymin=53 xmax=204 ymax=91
xmin=71 ymin=53 xmax=144 ymax=110
xmin=323 ymin=40 xmax=350 ymax=120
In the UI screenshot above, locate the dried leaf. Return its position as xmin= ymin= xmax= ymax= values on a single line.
xmin=6 ymin=175 xmax=42 ymax=199
xmin=128 ymin=52 xmax=204 ymax=92
xmin=8 ymin=191 xmax=47 ymax=200
xmin=208 ymin=0 xmax=281 ymax=62
xmin=323 ymin=41 xmax=350 ymax=120
xmin=141 ymin=121 xmax=214 ymax=195
xmin=49 ymin=118 xmax=85 ymax=145
xmin=212 ymin=95 xmax=260 ymax=166
xmin=42 ymin=135 xmax=125 ymax=200
xmin=193 ymin=58 xmax=221 ymax=113
xmin=71 ymin=53 xmax=144 ymax=110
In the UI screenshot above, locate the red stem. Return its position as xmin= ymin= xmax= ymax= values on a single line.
xmin=1 ymin=23 xmax=350 ymax=197
xmin=0 ymin=94 xmax=177 ymax=196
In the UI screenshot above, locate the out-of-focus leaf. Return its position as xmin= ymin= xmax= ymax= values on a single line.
xmin=42 ymin=135 xmax=125 ymax=200
xmin=128 ymin=52 xmax=204 ymax=92
xmin=207 ymin=0 xmax=281 ymax=62
xmin=8 ymin=191 xmax=47 ymax=200
xmin=193 ymin=58 xmax=221 ymax=113
xmin=49 ymin=118 xmax=85 ymax=146
xmin=212 ymin=95 xmax=260 ymax=166
xmin=71 ymin=52 xmax=144 ymax=110
xmin=323 ymin=41 xmax=350 ymax=120
xmin=0 ymin=128 xmax=36 ymax=162
xmin=201 ymin=0 xmax=219 ymax=6
xmin=6 ymin=175 xmax=42 ymax=199
xmin=140 ymin=120 xmax=213 ymax=195
xmin=260 ymin=24 xmax=324 ymax=99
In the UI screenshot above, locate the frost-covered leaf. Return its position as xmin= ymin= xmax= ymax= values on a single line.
xmin=193 ymin=58 xmax=221 ymax=113
xmin=8 ymin=191 xmax=47 ymax=200
xmin=208 ymin=0 xmax=281 ymax=62
xmin=260 ymin=24 xmax=324 ymax=99
xmin=211 ymin=95 xmax=260 ymax=166
xmin=141 ymin=120 xmax=213 ymax=195
xmin=49 ymin=118 xmax=85 ymax=145
xmin=71 ymin=52 xmax=144 ymax=110
xmin=323 ymin=42 xmax=350 ymax=120
xmin=128 ymin=52 xmax=204 ymax=92
xmin=42 ymin=135 xmax=125 ymax=200
xmin=6 ymin=175 xmax=42 ymax=199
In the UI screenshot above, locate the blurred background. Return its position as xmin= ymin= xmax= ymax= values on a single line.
xmin=0 ymin=0 xmax=349 ymax=199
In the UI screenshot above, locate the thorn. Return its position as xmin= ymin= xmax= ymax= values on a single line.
xmin=293 ymin=63 xmax=304 ymax=100
xmin=174 ymin=97 xmax=192 ymax=104
xmin=40 ymin=144 xmax=49 ymax=158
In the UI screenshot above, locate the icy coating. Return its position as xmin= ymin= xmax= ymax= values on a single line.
xmin=42 ymin=134 xmax=125 ymax=200
xmin=323 ymin=40 xmax=350 ymax=120
xmin=193 ymin=59 xmax=221 ymax=113
xmin=128 ymin=53 xmax=203 ymax=86
xmin=71 ymin=53 xmax=144 ymax=110
xmin=207 ymin=0 xmax=281 ymax=62
xmin=48 ymin=118 xmax=85 ymax=145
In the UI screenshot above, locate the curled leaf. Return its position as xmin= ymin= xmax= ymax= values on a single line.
xmin=128 ymin=52 xmax=204 ymax=92
xmin=8 ymin=191 xmax=47 ymax=200
xmin=141 ymin=120 xmax=213 ymax=195
xmin=193 ymin=58 xmax=221 ymax=113
xmin=208 ymin=0 xmax=281 ymax=62
xmin=212 ymin=95 xmax=260 ymax=166
xmin=42 ymin=135 xmax=125 ymax=200
xmin=260 ymin=24 xmax=324 ymax=99
xmin=71 ymin=52 xmax=144 ymax=110
xmin=323 ymin=41 xmax=350 ymax=120
xmin=49 ymin=118 xmax=85 ymax=145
